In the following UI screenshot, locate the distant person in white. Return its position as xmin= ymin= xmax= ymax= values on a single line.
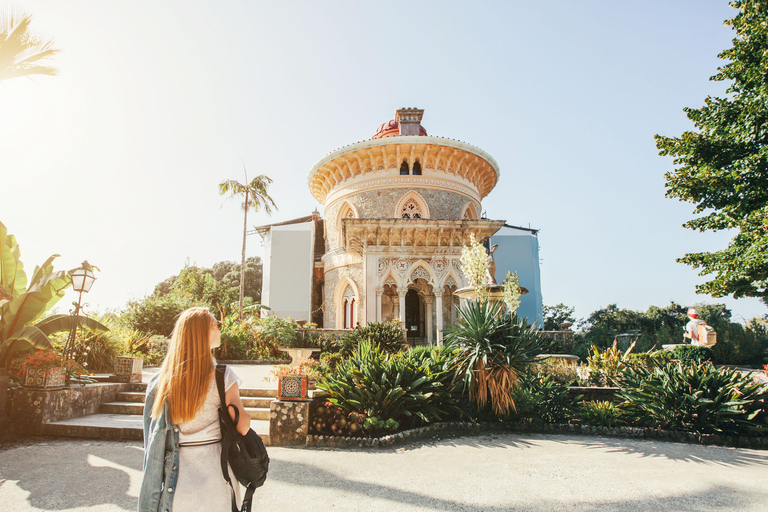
xmin=684 ymin=308 xmax=706 ymax=346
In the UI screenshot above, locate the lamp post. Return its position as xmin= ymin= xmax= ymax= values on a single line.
xmin=62 ymin=261 xmax=96 ymax=383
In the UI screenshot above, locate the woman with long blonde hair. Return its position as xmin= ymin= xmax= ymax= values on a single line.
xmin=138 ymin=307 xmax=250 ymax=512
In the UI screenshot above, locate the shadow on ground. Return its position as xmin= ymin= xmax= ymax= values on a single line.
xmin=0 ymin=439 xmax=143 ymax=511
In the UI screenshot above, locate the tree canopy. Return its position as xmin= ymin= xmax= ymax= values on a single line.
xmin=0 ymin=12 xmax=58 ymax=82
xmin=655 ymin=0 xmax=768 ymax=301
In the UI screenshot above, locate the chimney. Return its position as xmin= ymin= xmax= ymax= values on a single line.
xmin=395 ymin=108 xmax=424 ymax=136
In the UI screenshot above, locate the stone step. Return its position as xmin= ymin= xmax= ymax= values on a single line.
xmin=101 ymin=401 xmax=271 ymax=421
xmin=241 ymin=397 xmax=275 ymax=408
xmin=116 ymin=391 xmax=146 ymax=403
xmin=121 ymin=383 xmax=276 ymax=399
xmin=43 ymin=414 xmax=271 ymax=445
xmin=101 ymin=402 xmax=144 ymax=415
xmin=244 ymin=407 xmax=270 ymax=421
xmin=240 ymin=388 xmax=278 ymax=398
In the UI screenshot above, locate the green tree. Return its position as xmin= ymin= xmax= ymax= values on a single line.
xmin=541 ymin=303 xmax=576 ymax=331
xmin=0 ymin=12 xmax=58 ymax=82
xmin=219 ymin=170 xmax=276 ymax=320
xmin=655 ymin=0 xmax=768 ymax=301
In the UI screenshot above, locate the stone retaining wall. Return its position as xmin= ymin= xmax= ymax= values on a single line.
xmin=306 ymin=421 xmax=768 ymax=450
xmin=8 ymin=383 xmax=130 ymax=435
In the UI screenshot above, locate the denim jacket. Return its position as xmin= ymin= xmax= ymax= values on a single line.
xmin=138 ymin=373 xmax=180 ymax=512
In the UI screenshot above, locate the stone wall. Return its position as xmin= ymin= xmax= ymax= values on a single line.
xmin=324 ymin=189 xmax=480 ymax=251
xmin=8 ymin=383 xmax=130 ymax=435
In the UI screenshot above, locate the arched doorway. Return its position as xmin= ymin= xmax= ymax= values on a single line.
xmin=405 ymin=288 xmax=424 ymax=343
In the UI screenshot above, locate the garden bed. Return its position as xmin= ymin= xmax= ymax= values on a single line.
xmin=306 ymin=420 xmax=768 ymax=450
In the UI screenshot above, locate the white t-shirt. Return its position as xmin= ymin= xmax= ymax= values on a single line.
xmin=685 ymin=318 xmax=706 ymax=345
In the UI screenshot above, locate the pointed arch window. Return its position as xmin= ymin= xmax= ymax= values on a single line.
xmin=400 ymin=160 xmax=409 ymax=175
xmin=412 ymin=161 xmax=422 ymax=175
xmin=401 ymin=200 xmax=422 ymax=219
xmin=394 ymin=191 xmax=430 ymax=220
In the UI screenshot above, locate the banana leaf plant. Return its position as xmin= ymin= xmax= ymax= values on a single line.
xmin=0 ymin=221 xmax=108 ymax=369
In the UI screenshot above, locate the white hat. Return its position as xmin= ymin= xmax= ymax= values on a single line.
xmin=687 ymin=308 xmax=698 ymax=318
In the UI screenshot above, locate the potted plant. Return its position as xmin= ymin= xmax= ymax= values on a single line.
xmin=260 ymin=315 xmax=320 ymax=362
xmin=9 ymin=350 xmax=67 ymax=390
xmin=270 ymin=359 xmax=320 ymax=401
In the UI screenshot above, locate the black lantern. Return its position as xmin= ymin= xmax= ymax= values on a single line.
xmin=62 ymin=261 xmax=97 ymax=384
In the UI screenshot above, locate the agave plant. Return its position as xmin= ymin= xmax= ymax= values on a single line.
xmin=443 ymin=300 xmax=554 ymax=417
xmin=618 ymin=361 xmax=768 ymax=436
xmin=0 ymin=221 xmax=107 ymax=369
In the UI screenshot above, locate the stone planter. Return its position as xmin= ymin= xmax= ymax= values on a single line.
xmin=24 ymin=366 xmax=66 ymax=390
xmin=114 ymin=356 xmax=143 ymax=383
xmin=277 ymin=347 xmax=321 ymax=363
xmin=278 ymin=374 xmax=309 ymax=401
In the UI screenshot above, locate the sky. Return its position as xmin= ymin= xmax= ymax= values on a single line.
xmin=2 ymin=0 xmax=765 ymax=324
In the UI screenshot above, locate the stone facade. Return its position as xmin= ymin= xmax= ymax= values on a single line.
xmin=322 ymin=263 xmax=364 ymax=328
xmin=325 ymin=189 xmax=479 ymax=252
xmin=261 ymin=108 xmax=541 ymax=340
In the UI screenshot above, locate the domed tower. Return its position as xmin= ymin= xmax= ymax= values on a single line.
xmin=307 ymin=108 xmax=507 ymax=344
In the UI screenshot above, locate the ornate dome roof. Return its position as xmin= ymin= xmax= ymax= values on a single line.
xmin=372 ymin=119 xmax=428 ymax=139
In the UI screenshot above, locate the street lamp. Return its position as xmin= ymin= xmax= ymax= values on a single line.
xmin=62 ymin=261 xmax=97 ymax=383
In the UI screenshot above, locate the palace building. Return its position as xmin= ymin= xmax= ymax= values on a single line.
xmin=257 ymin=108 xmax=542 ymax=345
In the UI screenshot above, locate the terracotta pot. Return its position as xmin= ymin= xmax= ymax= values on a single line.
xmin=24 ymin=366 xmax=66 ymax=390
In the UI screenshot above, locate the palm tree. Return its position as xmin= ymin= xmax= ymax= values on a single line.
xmin=219 ymin=169 xmax=277 ymax=320
xmin=0 ymin=12 xmax=59 ymax=83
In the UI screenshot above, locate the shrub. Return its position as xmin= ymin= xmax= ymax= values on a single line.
xmin=140 ymin=335 xmax=169 ymax=366
xmin=47 ymin=315 xmax=151 ymax=373
xmin=672 ymin=345 xmax=714 ymax=365
xmin=317 ymin=352 xmax=343 ymax=376
xmin=580 ymin=401 xmax=623 ymax=427
xmin=258 ymin=314 xmax=299 ymax=347
xmin=215 ymin=316 xmax=254 ymax=360
xmin=301 ymin=332 xmax=342 ymax=353
xmin=340 ymin=321 xmax=405 ymax=356
xmin=618 ymin=362 xmax=768 ymax=436
xmin=318 ymin=340 xmax=460 ymax=433
xmin=122 ymin=294 xmax=200 ymax=336
xmin=586 ymin=341 xmax=636 ymax=386
xmin=530 ymin=360 xmax=580 ymax=386
xmin=510 ymin=372 xmax=578 ymax=423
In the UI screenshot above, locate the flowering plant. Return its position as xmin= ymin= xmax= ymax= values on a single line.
xmin=9 ymin=349 xmax=93 ymax=384
xmin=269 ymin=358 xmax=320 ymax=382
xmin=8 ymin=350 xmax=64 ymax=379
xmin=501 ymin=271 xmax=522 ymax=313
xmin=459 ymin=233 xmax=491 ymax=301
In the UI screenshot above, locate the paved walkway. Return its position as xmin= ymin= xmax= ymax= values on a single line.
xmin=1 ymin=432 xmax=766 ymax=511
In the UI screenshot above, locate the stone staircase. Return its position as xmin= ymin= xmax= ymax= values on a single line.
xmin=42 ymin=382 xmax=276 ymax=445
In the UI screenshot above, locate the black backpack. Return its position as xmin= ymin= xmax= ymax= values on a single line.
xmin=215 ymin=364 xmax=269 ymax=512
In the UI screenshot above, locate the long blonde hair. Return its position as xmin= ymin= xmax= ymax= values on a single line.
xmin=151 ymin=307 xmax=216 ymax=423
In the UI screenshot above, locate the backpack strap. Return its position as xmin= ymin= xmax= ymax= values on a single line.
xmin=215 ymin=364 xmax=241 ymax=512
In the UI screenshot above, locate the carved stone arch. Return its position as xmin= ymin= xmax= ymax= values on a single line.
xmin=406 ymin=261 xmax=437 ymax=286
xmin=334 ymin=275 xmax=360 ymax=329
xmin=440 ymin=270 xmax=464 ymax=289
xmin=380 ymin=271 xmax=402 ymax=289
xmin=336 ymin=200 xmax=359 ymax=233
xmin=394 ymin=191 xmax=430 ymax=220
xmin=461 ymin=202 xmax=478 ymax=220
